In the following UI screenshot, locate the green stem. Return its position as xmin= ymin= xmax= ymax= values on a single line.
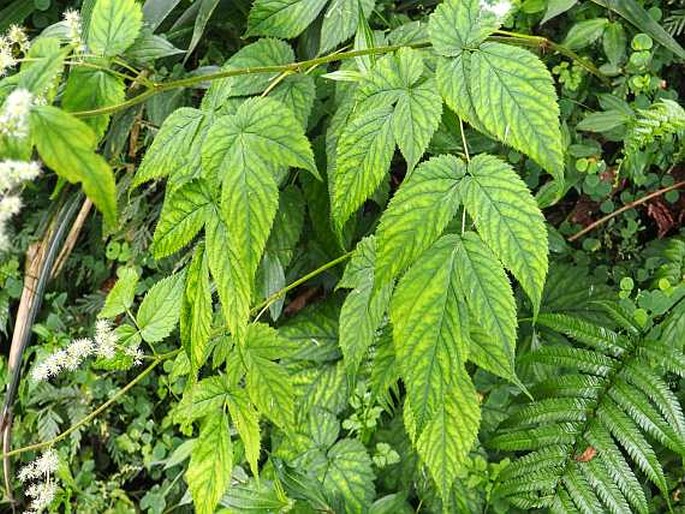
xmin=1 ymin=349 xmax=180 ymax=459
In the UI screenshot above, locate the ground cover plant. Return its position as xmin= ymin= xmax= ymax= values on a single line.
xmin=0 ymin=0 xmax=684 ymax=512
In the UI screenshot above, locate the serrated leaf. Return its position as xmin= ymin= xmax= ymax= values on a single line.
xmin=226 ymin=389 xmax=261 ymax=478
xmin=186 ymin=412 xmax=233 ymax=514
xmin=331 ymin=105 xmax=394 ymax=230
xmin=265 ymin=185 xmax=304 ymax=267
xmin=62 ymin=67 xmax=125 ymax=140
xmin=416 ymin=369 xmax=480 ymax=499
xmin=357 ymin=48 xmax=442 ymax=171
xmin=152 ymin=179 xmax=213 ymax=259
xmin=18 ymin=38 xmax=67 ymax=97
xmin=320 ymin=439 xmax=376 ymax=514
xmin=428 ymin=0 xmax=500 ymax=56
xmin=181 ymin=245 xmax=213 ymax=374
xmin=270 ymin=74 xmax=316 ymax=129
xmin=124 ymin=29 xmax=184 ymax=63
xmin=100 ymin=267 xmax=139 ymax=318
xmin=339 ymin=237 xmax=392 ymax=370
xmin=246 ymin=0 xmax=328 ymax=39
xmin=460 ymin=153 xmax=548 ymax=312
xmin=137 ymin=272 xmax=185 ymax=343
xmin=455 ymin=232 xmax=517 ymax=380
xmin=375 ymin=154 xmax=465 ymax=284
xmin=131 ymin=107 xmax=208 ymax=188
xmin=88 ymin=0 xmax=143 ymax=56
xmin=320 ymin=0 xmax=375 ymax=53
xmin=30 ymin=106 xmax=117 ymax=227
xmin=467 ymin=42 xmax=564 ymax=182
xmin=391 ymin=235 xmax=470 ymax=430
xmin=436 ymin=53 xmax=488 ymax=135
xmin=175 ymin=376 xmax=230 ymax=424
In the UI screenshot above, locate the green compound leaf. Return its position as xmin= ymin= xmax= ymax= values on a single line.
xmin=62 ymin=67 xmax=125 ymax=140
xmin=180 ymin=245 xmax=213 ymax=374
xmin=226 ymin=388 xmax=261 ymax=478
xmin=186 ymin=412 xmax=233 ymax=514
xmin=152 ymin=179 xmax=213 ymax=259
xmin=246 ymin=0 xmax=328 ymax=39
xmin=391 ymin=235 xmax=470 ymax=430
xmin=357 ymin=48 xmax=442 ymax=171
xmin=428 ymin=0 xmax=500 ymax=56
xmin=320 ymin=0 xmax=375 ymax=53
xmin=88 ymin=0 xmax=143 ymax=56
xmin=460 ymin=154 xmax=548 ymax=313
xmin=331 ymin=105 xmax=394 ymax=231
xmin=100 ymin=267 xmax=139 ymax=319
xmin=456 ymin=232 xmax=517 ymax=380
xmin=338 ymin=237 xmax=392 ymax=371
xmin=30 ymin=106 xmax=117 ymax=227
xmin=137 ymin=272 xmax=185 ymax=343
xmin=131 ymin=108 xmax=208 ymax=189
xmin=202 ymin=97 xmax=316 ymax=340
xmin=470 ymin=42 xmax=563 ymax=181
xmin=416 ymin=369 xmax=480 ymax=500
xmin=375 ymin=154 xmax=465 ymax=285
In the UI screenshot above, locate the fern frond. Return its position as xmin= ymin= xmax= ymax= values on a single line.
xmin=493 ymin=311 xmax=684 ymax=512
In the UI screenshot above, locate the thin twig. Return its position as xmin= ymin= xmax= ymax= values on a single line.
xmin=568 ymin=180 xmax=685 ymax=242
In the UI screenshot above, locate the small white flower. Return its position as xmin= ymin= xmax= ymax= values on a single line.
xmin=34 ymin=449 xmax=58 ymax=477
xmin=64 ymin=337 xmax=94 ymax=370
xmin=94 ymin=319 xmax=118 ymax=359
xmin=0 ymin=195 xmax=22 ymax=223
xmin=6 ymin=25 xmax=29 ymax=52
xmin=30 ymin=361 xmax=51 ymax=382
xmin=125 ymin=345 xmax=144 ymax=366
xmin=0 ymin=45 xmax=15 ymax=77
xmin=17 ymin=462 xmax=37 ymax=483
xmin=0 ymin=88 xmax=33 ymax=139
xmin=63 ymin=10 xmax=83 ymax=49
xmin=26 ymin=480 xmax=57 ymax=512
xmin=480 ymin=0 xmax=511 ymax=18
xmin=0 ymin=160 xmax=41 ymax=191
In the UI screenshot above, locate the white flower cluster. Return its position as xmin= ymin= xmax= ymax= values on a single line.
xmin=31 ymin=319 xmax=143 ymax=382
xmin=0 ymin=159 xmax=41 ymax=251
xmin=480 ymin=0 xmax=512 ymax=19
xmin=63 ymin=10 xmax=84 ymax=51
xmin=0 ymin=24 xmax=29 ymax=77
xmin=0 ymin=88 xmax=33 ymax=140
xmin=18 ymin=449 xmax=59 ymax=514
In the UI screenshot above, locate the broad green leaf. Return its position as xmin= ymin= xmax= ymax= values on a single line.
xmin=88 ymin=0 xmax=143 ymax=56
xmin=186 ymin=412 xmax=233 ymax=514
xmin=320 ymin=439 xmax=376 ymax=513
xmin=591 ymin=0 xmax=685 ymax=60
xmin=30 ymin=106 xmax=117 ymax=227
xmin=270 ymin=74 xmax=316 ymax=129
xmin=562 ymin=18 xmax=609 ymax=50
xmin=428 ymin=0 xmax=499 ymax=56
xmin=202 ymin=98 xmax=315 ymax=339
xmin=391 ymin=235 xmax=470 ymax=430
xmin=357 ymin=48 xmax=443 ymax=170
xmin=468 ymin=42 xmax=564 ymax=182
xmin=203 ymin=38 xmax=295 ymax=111
xmin=62 ymin=68 xmax=125 ymax=140
xmin=131 ymin=107 xmax=208 ymax=188
xmin=436 ymin=53 xmax=488 ymax=136
xmin=416 ymin=369 xmax=480 ymax=499
xmin=152 ymin=179 xmax=213 ymax=259
xmin=455 ymin=232 xmax=517 ymax=380
xmin=320 ymin=0 xmax=375 ymax=53
xmin=186 ymin=0 xmax=220 ymax=60
xmin=541 ymin=0 xmax=577 ymax=24
xmin=603 ymin=21 xmax=627 ymax=66
xmin=576 ymin=110 xmax=631 ymax=132
xmin=246 ymin=0 xmax=328 ymax=39
xmin=18 ymin=38 xmax=67 ymax=98
xmin=375 ymin=154 xmax=465 ymax=284
xmin=460 ymin=154 xmax=548 ymax=312
xmin=226 ymin=389 xmax=261 ymax=478
xmin=258 ymin=252 xmax=286 ymax=321
xmin=338 ymin=237 xmax=392 ymax=370
xmin=124 ymin=29 xmax=185 ymax=64
xmin=265 ymin=185 xmax=305 ymax=268
xmin=175 ymin=376 xmax=230 ymax=423
xmin=181 ymin=245 xmax=213 ymax=374
xmin=100 ymin=267 xmax=139 ymax=318
xmin=331 ymin=105 xmax=394 ymax=230
xmin=137 ymin=272 xmax=185 ymax=343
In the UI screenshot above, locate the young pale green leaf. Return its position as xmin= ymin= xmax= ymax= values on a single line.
xmin=180 ymin=245 xmax=213 ymax=374
xmin=338 ymin=237 xmax=392 ymax=370
xmin=331 ymin=105 xmax=394 ymax=231
xmin=152 ymin=179 xmax=213 ymax=259
xmin=246 ymin=0 xmax=328 ymax=39
xmin=467 ymin=42 xmax=564 ymax=182
xmin=226 ymin=389 xmax=261 ymax=478
xmin=455 ymin=232 xmax=517 ymax=380
xmin=30 ymin=106 xmax=117 ymax=227
xmin=428 ymin=0 xmax=500 ymax=56
xmin=131 ymin=108 xmax=208 ymax=188
xmin=320 ymin=0 xmax=375 ymax=53
xmin=186 ymin=412 xmax=233 ymax=514
xmin=357 ymin=48 xmax=442 ymax=170
xmin=62 ymin=67 xmax=125 ymax=140
xmin=391 ymin=235 xmax=470 ymax=430
xmin=88 ymin=0 xmax=143 ymax=56
xmin=100 ymin=267 xmax=139 ymax=319
xmin=375 ymin=154 xmax=465 ymax=284
xmin=416 ymin=369 xmax=480 ymax=500
xmin=137 ymin=272 xmax=185 ymax=343
xmin=460 ymin=154 xmax=548 ymax=312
